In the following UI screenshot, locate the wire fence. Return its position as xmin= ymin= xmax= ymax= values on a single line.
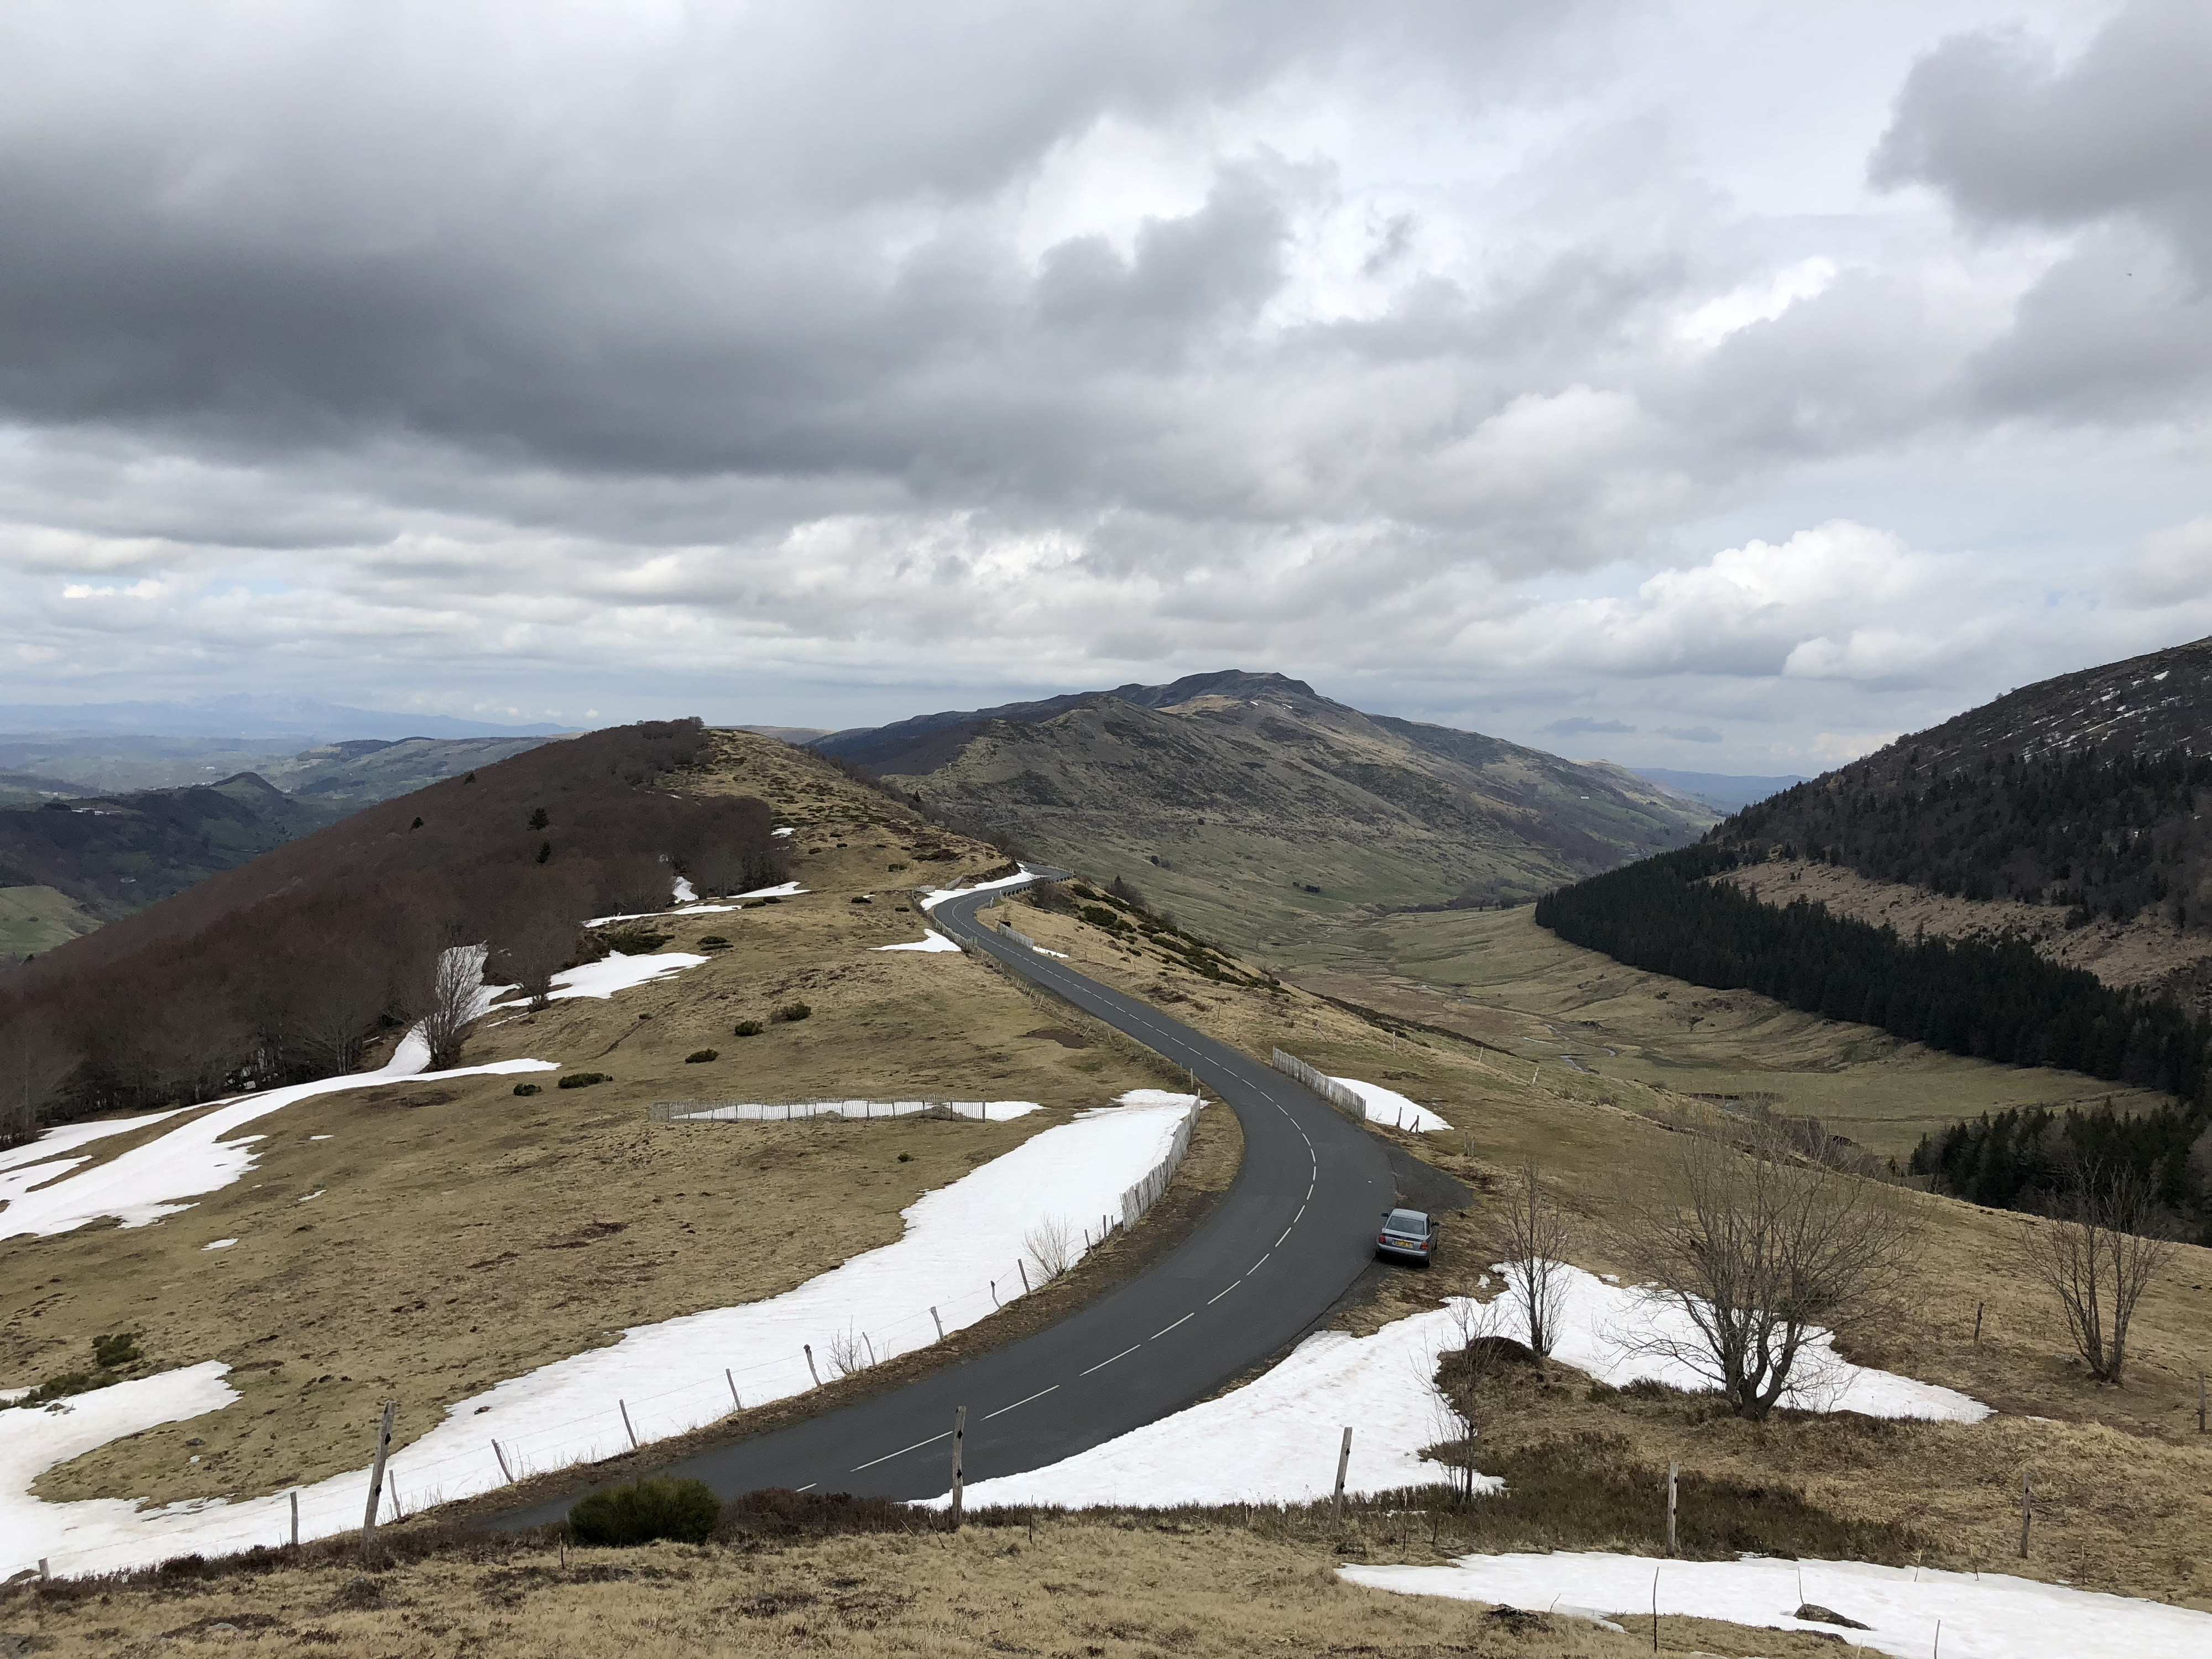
xmin=31 ymin=1099 xmax=1204 ymax=1581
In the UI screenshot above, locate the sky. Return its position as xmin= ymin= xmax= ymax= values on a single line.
xmin=1 ymin=0 xmax=2206 ymax=773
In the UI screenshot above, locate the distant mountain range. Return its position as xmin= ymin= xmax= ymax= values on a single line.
xmin=1629 ymin=768 xmax=1809 ymax=814
xmin=817 ymin=669 xmax=1716 ymax=954
xmin=0 ymin=696 xmax=566 ymax=740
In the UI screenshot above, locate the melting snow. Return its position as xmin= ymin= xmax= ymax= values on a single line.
xmin=1342 ymin=1554 xmax=2212 ymax=1659
xmin=950 ymin=1264 xmax=1984 ymax=1511
xmin=1331 ymin=1077 xmax=1450 ymax=1133
xmin=3 ymin=1093 xmax=1198 ymax=1578
xmin=873 ymin=930 xmax=962 ymax=953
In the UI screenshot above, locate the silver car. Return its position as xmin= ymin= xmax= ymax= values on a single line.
xmin=1375 ymin=1207 xmax=1438 ymax=1265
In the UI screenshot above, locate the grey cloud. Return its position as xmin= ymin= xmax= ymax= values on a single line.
xmin=1657 ymin=725 xmax=1721 ymax=743
xmin=1541 ymin=716 xmax=1635 ymax=735
xmin=1871 ymin=0 xmax=2211 ymax=269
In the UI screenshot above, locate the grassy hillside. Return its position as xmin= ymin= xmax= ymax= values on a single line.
xmin=0 ymin=772 xmax=342 ymax=931
xmin=2 ymin=731 xmax=1202 ymax=1519
xmin=832 ymin=670 xmax=1710 ymax=956
xmin=263 ymin=733 xmax=561 ymax=804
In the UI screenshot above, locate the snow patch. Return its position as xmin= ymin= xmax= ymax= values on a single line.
xmin=201 ymin=1239 xmax=237 ymax=1251
xmin=1341 ymin=1553 xmax=2212 ymax=1659
xmin=489 ymin=950 xmax=706 ymax=1007
xmin=917 ymin=869 xmax=1037 ymax=912
xmin=873 ymin=930 xmax=962 ymax=953
xmin=952 ymin=1264 xmax=1985 ymax=1511
xmin=9 ymin=1095 xmax=1198 ymax=1578
xmin=1330 ymin=1077 xmax=1450 ymax=1133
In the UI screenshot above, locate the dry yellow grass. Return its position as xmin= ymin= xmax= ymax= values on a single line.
xmin=999 ymin=884 xmax=2212 ymax=1606
xmin=0 ymin=1517 xmax=1890 ymax=1659
xmin=5 ymin=734 xmax=1191 ymax=1512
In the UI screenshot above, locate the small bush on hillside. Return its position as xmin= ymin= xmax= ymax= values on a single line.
xmin=1079 ymin=904 xmax=1126 ymax=932
xmin=568 ymin=1477 xmax=719 ymax=1547
xmin=601 ymin=927 xmax=669 ymax=955
xmin=685 ymin=1049 xmax=718 ymax=1064
xmin=697 ymin=934 xmax=729 ymax=950
xmin=17 ymin=1332 xmax=145 ymax=1407
xmin=774 ymin=1001 xmax=812 ymax=1023
xmin=513 ymin=1083 xmax=541 ymax=1096
xmin=733 ymin=1020 xmax=764 ymax=1037
xmin=558 ymin=1072 xmax=609 ymax=1090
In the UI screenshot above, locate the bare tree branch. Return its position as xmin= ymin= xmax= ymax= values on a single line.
xmin=2022 ymin=1162 xmax=2177 ymax=1385
xmin=1617 ymin=1131 xmax=1921 ymax=1421
xmin=1503 ymin=1161 xmax=1572 ymax=1365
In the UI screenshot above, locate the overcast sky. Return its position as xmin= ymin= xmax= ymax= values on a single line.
xmin=2 ymin=1 xmax=2206 ymax=770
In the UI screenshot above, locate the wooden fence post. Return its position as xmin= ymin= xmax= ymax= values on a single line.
xmin=2018 ymin=1472 xmax=2033 ymax=1557
xmin=1974 ymin=1302 xmax=1984 ymax=1343
xmin=950 ymin=1406 xmax=967 ymax=1529
xmin=493 ymin=1441 xmax=515 ymax=1484
xmin=1018 ymin=1259 xmax=1030 ymax=1293
xmin=1666 ymin=1461 xmax=1678 ymax=1556
xmin=619 ymin=1400 xmax=639 ymax=1451
xmin=805 ymin=1344 xmax=821 ymax=1386
xmin=1331 ymin=1426 xmax=1353 ymax=1526
xmin=361 ymin=1400 xmax=397 ymax=1562
xmin=290 ymin=1489 xmax=300 ymax=1550
xmin=727 ymin=1368 xmax=742 ymax=1410
xmin=932 ymin=1306 xmax=945 ymax=1341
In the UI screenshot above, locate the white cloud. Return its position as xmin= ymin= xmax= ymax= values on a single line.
xmin=1674 ymin=257 xmax=1839 ymax=348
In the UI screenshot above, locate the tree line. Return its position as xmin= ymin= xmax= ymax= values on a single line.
xmin=1534 ymin=844 xmax=2212 ymax=1229
xmin=1 ymin=720 xmax=785 ymax=1146
xmin=1722 ymin=743 xmax=2212 ymax=927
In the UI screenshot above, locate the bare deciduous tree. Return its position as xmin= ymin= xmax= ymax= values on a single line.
xmin=495 ymin=910 xmax=576 ymax=1011
xmin=1 ymin=1024 xmax=76 ymax=1149
xmin=1024 ymin=1216 xmax=1076 ymax=1284
xmin=824 ymin=1325 xmax=873 ymax=1378
xmin=416 ymin=945 xmax=484 ymax=1070
xmin=1503 ymin=1162 xmax=1572 ymax=1365
xmin=1619 ymin=1133 xmax=1921 ymax=1421
xmin=2022 ymin=1164 xmax=2176 ymax=1385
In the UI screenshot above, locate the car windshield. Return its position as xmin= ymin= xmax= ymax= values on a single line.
xmin=1384 ymin=1210 xmax=1426 ymax=1233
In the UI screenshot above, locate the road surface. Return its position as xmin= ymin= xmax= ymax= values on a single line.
xmin=499 ymin=881 xmax=1394 ymax=1523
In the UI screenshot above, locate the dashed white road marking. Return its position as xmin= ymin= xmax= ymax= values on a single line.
xmin=1079 ymin=1343 xmax=1143 ymax=1377
xmin=984 ymin=1385 xmax=1060 ymax=1420
xmin=850 ymin=1431 xmax=950 ymax=1473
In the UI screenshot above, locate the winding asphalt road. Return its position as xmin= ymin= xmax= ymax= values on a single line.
xmin=500 ymin=884 xmax=1394 ymax=1524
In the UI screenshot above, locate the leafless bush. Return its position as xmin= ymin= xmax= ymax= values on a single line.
xmin=2022 ymin=1163 xmax=2177 ymax=1385
xmin=1425 ymin=1298 xmax=1521 ymax=1503
xmin=1618 ymin=1131 xmax=1921 ymax=1421
xmin=1024 ymin=1216 xmax=1076 ymax=1284
xmin=495 ymin=910 xmax=576 ymax=1010
xmin=1503 ymin=1162 xmax=1572 ymax=1363
xmin=824 ymin=1326 xmax=874 ymax=1378
xmin=416 ymin=946 xmax=483 ymax=1070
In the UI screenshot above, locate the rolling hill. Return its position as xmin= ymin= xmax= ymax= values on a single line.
xmin=816 ymin=670 xmax=1714 ymax=956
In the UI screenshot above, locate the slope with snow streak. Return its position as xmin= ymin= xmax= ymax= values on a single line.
xmin=0 ymin=1046 xmax=555 ymax=1242
xmin=949 ymin=1264 xmax=1984 ymax=1510
xmin=1342 ymin=1553 xmax=2212 ymax=1659
xmin=6 ymin=1095 xmax=1197 ymax=1578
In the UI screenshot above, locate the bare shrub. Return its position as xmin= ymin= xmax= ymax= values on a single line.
xmin=1618 ymin=1132 xmax=1920 ymax=1421
xmin=1024 ymin=1217 xmax=1076 ymax=1284
xmin=2022 ymin=1163 xmax=2177 ymax=1385
xmin=824 ymin=1326 xmax=874 ymax=1378
xmin=416 ymin=945 xmax=483 ymax=1070
xmin=495 ymin=909 xmax=576 ymax=1011
xmin=1424 ymin=1298 xmax=1519 ymax=1503
xmin=1502 ymin=1162 xmax=1572 ymax=1363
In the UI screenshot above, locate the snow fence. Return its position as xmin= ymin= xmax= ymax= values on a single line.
xmin=1270 ymin=1047 xmax=1368 ymax=1122
xmin=1118 ymin=1104 xmax=1196 ymax=1229
xmin=996 ymin=918 xmax=1041 ymax=950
